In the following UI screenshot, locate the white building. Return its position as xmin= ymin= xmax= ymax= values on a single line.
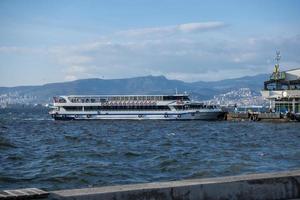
xmin=261 ymin=68 xmax=300 ymax=113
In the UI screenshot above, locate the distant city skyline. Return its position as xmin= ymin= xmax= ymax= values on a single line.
xmin=0 ymin=0 xmax=300 ymax=86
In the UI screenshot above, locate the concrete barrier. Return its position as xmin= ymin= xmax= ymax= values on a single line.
xmin=0 ymin=188 xmax=48 ymax=199
xmin=49 ymin=169 xmax=300 ymax=200
xmin=258 ymin=112 xmax=281 ymax=119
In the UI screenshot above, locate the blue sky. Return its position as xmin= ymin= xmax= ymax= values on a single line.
xmin=0 ymin=0 xmax=300 ymax=86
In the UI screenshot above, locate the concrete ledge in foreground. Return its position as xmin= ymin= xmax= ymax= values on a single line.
xmin=48 ymin=169 xmax=300 ymax=200
xmin=0 ymin=188 xmax=48 ymax=199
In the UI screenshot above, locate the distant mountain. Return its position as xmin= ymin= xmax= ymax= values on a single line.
xmin=0 ymin=74 xmax=269 ymax=105
xmin=192 ymin=74 xmax=268 ymax=91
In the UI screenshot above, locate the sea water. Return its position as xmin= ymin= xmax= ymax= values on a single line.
xmin=0 ymin=107 xmax=299 ymax=190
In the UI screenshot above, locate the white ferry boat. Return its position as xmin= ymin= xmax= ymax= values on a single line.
xmin=49 ymin=94 xmax=225 ymax=120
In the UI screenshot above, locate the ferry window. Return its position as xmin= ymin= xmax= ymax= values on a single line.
xmin=175 ymin=105 xmax=184 ymax=110
xmin=163 ymin=96 xmax=176 ymax=101
xmin=189 ymin=104 xmax=204 ymax=109
xmin=68 ymin=97 xmax=74 ymax=103
xmin=55 ymin=97 xmax=67 ymax=103
xmin=63 ymin=106 xmax=83 ymax=111
xmin=85 ymin=106 xmax=102 ymax=111
xmin=183 ymin=96 xmax=190 ymax=101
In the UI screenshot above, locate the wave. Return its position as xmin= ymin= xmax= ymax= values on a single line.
xmin=0 ymin=138 xmax=16 ymax=149
xmin=124 ymin=151 xmax=141 ymax=157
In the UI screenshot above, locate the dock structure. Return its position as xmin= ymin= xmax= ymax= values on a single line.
xmin=226 ymin=53 xmax=300 ymax=122
xmin=225 ymin=52 xmax=300 ymax=122
xmin=1 ymin=169 xmax=300 ymax=200
xmin=261 ymin=52 xmax=300 ymax=117
xmin=226 ymin=111 xmax=293 ymax=122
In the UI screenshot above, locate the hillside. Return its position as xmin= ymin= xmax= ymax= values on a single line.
xmin=0 ymin=74 xmax=269 ymax=105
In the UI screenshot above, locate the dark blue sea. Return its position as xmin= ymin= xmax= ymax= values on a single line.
xmin=0 ymin=107 xmax=300 ymax=191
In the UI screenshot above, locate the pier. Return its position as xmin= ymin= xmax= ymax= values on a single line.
xmin=226 ymin=111 xmax=299 ymax=122
xmin=1 ymin=170 xmax=300 ymax=200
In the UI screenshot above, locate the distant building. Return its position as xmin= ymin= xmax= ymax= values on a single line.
xmin=261 ymin=53 xmax=300 ymax=113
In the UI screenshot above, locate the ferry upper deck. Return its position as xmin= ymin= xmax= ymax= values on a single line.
xmin=53 ymin=94 xmax=191 ymax=104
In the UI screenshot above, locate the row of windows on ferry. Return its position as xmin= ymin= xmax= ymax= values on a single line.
xmin=62 ymin=104 xmax=214 ymax=111
xmin=67 ymin=95 xmax=190 ymax=103
xmin=63 ymin=105 xmax=171 ymax=111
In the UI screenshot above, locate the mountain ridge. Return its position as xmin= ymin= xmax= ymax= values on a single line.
xmin=0 ymin=74 xmax=269 ymax=105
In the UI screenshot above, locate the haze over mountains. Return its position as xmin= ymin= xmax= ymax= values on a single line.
xmin=0 ymin=74 xmax=269 ymax=105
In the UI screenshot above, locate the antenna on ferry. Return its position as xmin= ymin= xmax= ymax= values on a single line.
xmin=175 ymin=88 xmax=178 ymax=95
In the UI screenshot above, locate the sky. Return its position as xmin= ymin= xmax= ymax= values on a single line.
xmin=0 ymin=0 xmax=300 ymax=86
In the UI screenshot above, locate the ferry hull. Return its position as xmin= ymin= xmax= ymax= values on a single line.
xmin=51 ymin=111 xmax=225 ymax=121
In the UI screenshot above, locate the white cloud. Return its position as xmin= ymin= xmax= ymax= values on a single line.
xmin=66 ymin=65 xmax=87 ymax=73
xmin=64 ymin=75 xmax=77 ymax=81
xmin=232 ymin=52 xmax=257 ymax=63
xmin=117 ymin=21 xmax=226 ymax=37
xmin=47 ymin=33 xmax=300 ymax=82
xmin=178 ymin=22 xmax=226 ymax=32
xmin=1 ymin=22 xmax=300 ymax=85
xmin=0 ymin=46 xmax=43 ymax=54
xmin=165 ymin=68 xmax=259 ymax=82
xmin=60 ymin=55 xmax=93 ymax=65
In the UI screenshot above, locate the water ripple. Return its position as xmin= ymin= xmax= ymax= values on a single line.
xmin=0 ymin=108 xmax=300 ymax=191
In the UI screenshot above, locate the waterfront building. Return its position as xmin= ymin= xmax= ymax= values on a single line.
xmin=261 ymin=52 xmax=300 ymax=114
